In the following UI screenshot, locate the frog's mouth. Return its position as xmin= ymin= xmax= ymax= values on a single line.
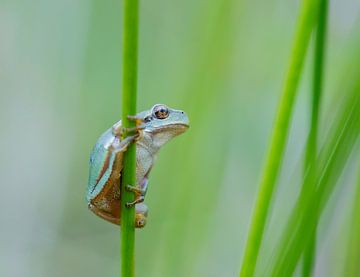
xmin=171 ymin=123 xmax=190 ymax=129
xmin=164 ymin=123 xmax=189 ymax=129
xmin=147 ymin=123 xmax=189 ymax=134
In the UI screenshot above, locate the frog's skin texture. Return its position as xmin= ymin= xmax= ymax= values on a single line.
xmin=87 ymin=104 xmax=189 ymax=228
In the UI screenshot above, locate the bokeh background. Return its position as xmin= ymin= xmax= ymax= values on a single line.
xmin=1 ymin=0 xmax=360 ymax=276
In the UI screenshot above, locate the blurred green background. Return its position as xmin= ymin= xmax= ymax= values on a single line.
xmin=1 ymin=0 xmax=360 ymax=276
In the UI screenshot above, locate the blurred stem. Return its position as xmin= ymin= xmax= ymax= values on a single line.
xmin=120 ymin=0 xmax=139 ymax=276
xmin=344 ymin=164 xmax=360 ymax=277
xmin=269 ymin=89 xmax=360 ymax=276
xmin=302 ymin=0 xmax=328 ymax=275
xmin=239 ymin=0 xmax=320 ymax=276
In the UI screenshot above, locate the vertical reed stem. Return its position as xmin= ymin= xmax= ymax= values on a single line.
xmin=302 ymin=0 xmax=328 ymax=275
xmin=120 ymin=0 xmax=139 ymax=276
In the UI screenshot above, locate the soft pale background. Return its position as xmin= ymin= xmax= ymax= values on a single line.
xmin=1 ymin=0 xmax=359 ymax=276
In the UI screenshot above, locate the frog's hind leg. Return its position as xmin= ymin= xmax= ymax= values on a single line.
xmin=88 ymin=202 xmax=148 ymax=228
xmin=125 ymin=177 xmax=148 ymax=196
xmin=125 ymin=177 xmax=149 ymax=207
xmin=88 ymin=203 xmax=120 ymax=225
xmin=135 ymin=203 xmax=148 ymax=228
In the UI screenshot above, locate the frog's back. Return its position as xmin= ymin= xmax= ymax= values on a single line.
xmin=87 ymin=128 xmax=116 ymax=202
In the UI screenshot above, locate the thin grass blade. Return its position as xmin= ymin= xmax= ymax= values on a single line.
xmin=239 ymin=0 xmax=321 ymax=275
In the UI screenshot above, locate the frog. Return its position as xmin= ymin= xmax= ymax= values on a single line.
xmin=87 ymin=104 xmax=189 ymax=228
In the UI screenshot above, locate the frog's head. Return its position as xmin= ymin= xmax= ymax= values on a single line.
xmin=138 ymin=104 xmax=189 ymax=148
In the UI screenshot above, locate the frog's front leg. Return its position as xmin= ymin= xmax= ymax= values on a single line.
xmin=111 ymin=135 xmax=138 ymax=154
xmin=112 ymin=115 xmax=145 ymax=137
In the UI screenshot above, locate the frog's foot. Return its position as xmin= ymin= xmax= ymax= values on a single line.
xmin=126 ymin=196 xmax=145 ymax=208
xmin=127 ymin=114 xmax=144 ymax=125
xmin=126 ymin=184 xmax=146 ymax=196
xmin=123 ymin=114 xmax=146 ymax=137
xmin=135 ymin=203 xmax=148 ymax=228
xmin=120 ymin=125 xmax=145 ymax=136
xmin=126 ymin=195 xmax=145 ymax=208
xmin=111 ymin=118 xmax=145 ymax=137
xmin=112 ymin=125 xmax=145 ymax=137
xmin=112 ymin=135 xmax=137 ymax=153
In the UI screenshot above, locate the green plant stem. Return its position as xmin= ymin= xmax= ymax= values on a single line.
xmin=269 ymin=90 xmax=360 ymax=276
xmin=302 ymin=0 xmax=328 ymax=275
xmin=120 ymin=0 xmax=139 ymax=276
xmin=239 ymin=0 xmax=320 ymax=276
xmin=344 ymin=165 xmax=360 ymax=277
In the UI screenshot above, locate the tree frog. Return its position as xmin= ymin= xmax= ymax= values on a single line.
xmin=87 ymin=104 xmax=189 ymax=228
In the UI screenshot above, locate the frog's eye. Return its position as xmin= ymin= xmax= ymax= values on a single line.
xmin=153 ymin=105 xmax=169 ymax=119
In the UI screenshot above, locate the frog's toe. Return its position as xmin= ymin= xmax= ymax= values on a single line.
xmin=135 ymin=203 xmax=148 ymax=228
xmin=135 ymin=213 xmax=147 ymax=228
